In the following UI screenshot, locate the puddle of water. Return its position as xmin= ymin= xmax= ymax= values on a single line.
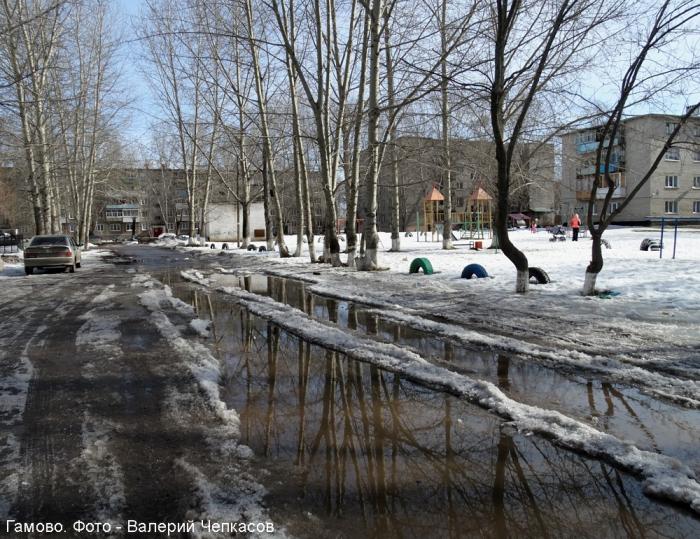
xmin=200 ymin=272 xmax=700 ymax=474
xmin=164 ymin=280 xmax=700 ymax=537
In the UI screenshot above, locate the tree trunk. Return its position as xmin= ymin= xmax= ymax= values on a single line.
xmin=244 ymin=0 xmax=289 ymax=257
xmin=358 ymin=0 xmax=383 ymax=270
xmin=440 ymin=0 xmax=453 ymax=250
xmin=583 ymin=231 xmax=603 ymax=296
xmin=384 ymin=20 xmax=400 ymax=252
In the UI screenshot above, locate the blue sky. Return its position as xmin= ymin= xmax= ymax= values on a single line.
xmin=114 ymin=0 xmax=156 ymax=156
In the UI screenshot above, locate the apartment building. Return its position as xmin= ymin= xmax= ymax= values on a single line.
xmin=561 ymin=114 xmax=700 ymax=224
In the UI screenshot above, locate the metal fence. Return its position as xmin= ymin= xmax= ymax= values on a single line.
xmin=0 ymin=234 xmax=23 ymax=253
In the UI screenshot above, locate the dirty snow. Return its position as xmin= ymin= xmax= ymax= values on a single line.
xmin=78 ymin=412 xmax=126 ymax=528
xmin=136 ymin=276 xmax=285 ymax=533
xmin=190 ymin=319 xmax=211 ymax=338
xmin=76 ymin=310 xmax=122 ymax=356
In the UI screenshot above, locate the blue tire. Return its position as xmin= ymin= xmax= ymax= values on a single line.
xmin=461 ymin=263 xmax=488 ymax=279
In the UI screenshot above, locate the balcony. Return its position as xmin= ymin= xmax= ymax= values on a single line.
xmin=577 ymin=163 xmax=621 ymax=177
xmin=576 ymin=141 xmax=598 ymax=154
xmin=596 ymin=186 xmax=626 ymax=199
xmin=105 ymin=204 xmax=141 ymax=222
xmin=576 ymin=136 xmax=622 ymax=154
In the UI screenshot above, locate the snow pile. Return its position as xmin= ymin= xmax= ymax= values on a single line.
xmin=91 ymin=284 xmax=118 ymax=304
xmin=181 ymin=268 xmax=700 ymax=515
xmin=360 ymin=307 xmax=700 ymax=407
xmin=76 ymin=309 xmax=122 ymax=356
xmin=138 ymin=279 xmax=237 ymax=431
xmin=177 ymin=458 xmax=285 ymax=539
xmin=190 ymin=319 xmax=211 ymax=338
xmin=79 ymin=412 xmax=126 ymax=527
xmin=136 ymin=276 xmax=285 ymax=534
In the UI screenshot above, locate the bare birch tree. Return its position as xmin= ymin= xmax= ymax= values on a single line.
xmin=270 ymin=0 xmax=363 ymax=266
xmin=484 ymin=0 xmax=622 ymax=292
xmin=244 ymin=0 xmax=290 ymax=256
xmin=582 ymin=0 xmax=700 ymax=295
xmin=0 ymin=0 xmax=64 ymax=234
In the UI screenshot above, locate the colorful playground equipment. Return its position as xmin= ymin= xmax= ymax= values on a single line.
xmin=417 ymin=186 xmax=493 ymax=241
xmin=461 ymin=263 xmax=488 ymax=279
xmin=528 ymin=267 xmax=550 ymax=284
xmin=409 ymin=257 xmax=434 ymax=275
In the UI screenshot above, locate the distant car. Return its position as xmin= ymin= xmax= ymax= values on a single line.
xmin=158 ymin=233 xmax=177 ymax=240
xmin=177 ymin=234 xmax=189 ymax=241
xmin=23 ymin=235 xmax=82 ymax=275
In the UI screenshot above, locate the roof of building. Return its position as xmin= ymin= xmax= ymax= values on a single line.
xmin=469 ymin=187 xmax=492 ymax=201
xmin=424 ymin=186 xmax=445 ymax=201
xmin=560 ymin=112 xmax=700 ymax=137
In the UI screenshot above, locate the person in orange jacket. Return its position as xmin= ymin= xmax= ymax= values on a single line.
xmin=570 ymin=213 xmax=581 ymax=241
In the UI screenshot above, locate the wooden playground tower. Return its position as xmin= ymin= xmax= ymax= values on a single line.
xmin=418 ymin=185 xmax=493 ymax=241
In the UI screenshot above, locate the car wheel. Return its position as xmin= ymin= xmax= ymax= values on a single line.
xmin=76 ymin=259 xmax=81 ymax=269
xmin=25 ymin=267 xmax=33 ymax=275
xmin=68 ymin=263 xmax=75 ymax=273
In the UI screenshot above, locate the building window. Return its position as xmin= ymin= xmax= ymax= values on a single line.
xmin=610 ymin=202 xmax=620 ymax=213
xmin=694 ymin=201 xmax=700 ymax=214
xmin=95 ymin=223 xmax=104 ymax=232
xmin=665 ymin=175 xmax=678 ymax=188
xmin=68 ymin=223 xmax=76 ymax=232
xmin=694 ymin=176 xmax=700 ymax=189
xmin=666 ymin=122 xmax=678 ymax=135
xmin=664 ymin=147 xmax=680 ymax=161
xmin=664 ymin=201 xmax=678 ymax=214
xmin=693 ymin=150 xmax=700 ymax=162
xmin=110 ymin=223 xmax=121 ymax=232
xmin=141 ymin=223 xmax=148 ymax=231
xmin=576 ymin=131 xmax=596 ymax=143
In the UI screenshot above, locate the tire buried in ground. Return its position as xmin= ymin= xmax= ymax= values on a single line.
xmin=409 ymin=257 xmax=434 ymax=275
xmin=528 ymin=266 xmax=550 ymax=284
xmin=461 ymin=263 xmax=488 ymax=279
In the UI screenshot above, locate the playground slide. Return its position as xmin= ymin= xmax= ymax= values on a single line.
xmin=451 ymin=231 xmax=459 ymax=241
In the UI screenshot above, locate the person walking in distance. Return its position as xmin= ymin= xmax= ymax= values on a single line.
xmin=570 ymin=213 xmax=581 ymax=241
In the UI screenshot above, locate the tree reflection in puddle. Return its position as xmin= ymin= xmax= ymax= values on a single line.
xmin=174 ymin=284 xmax=699 ymax=538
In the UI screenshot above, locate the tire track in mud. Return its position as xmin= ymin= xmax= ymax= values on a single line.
xmin=0 ymin=280 xmax=90 ymax=519
xmin=10 ymin=286 xmax=94 ymax=524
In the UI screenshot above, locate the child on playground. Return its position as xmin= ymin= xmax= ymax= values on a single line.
xmin=531 ymin=218 xmax=538 ymax=233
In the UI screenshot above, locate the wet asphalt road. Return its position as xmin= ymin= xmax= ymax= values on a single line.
xmin=0 ymin=247 xmax=255 ymax=538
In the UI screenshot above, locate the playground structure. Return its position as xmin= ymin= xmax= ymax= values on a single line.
xmin=417 ymin=186 xmax=493 ymax=242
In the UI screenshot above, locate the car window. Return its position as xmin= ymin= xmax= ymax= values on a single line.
xmin=29 ymin=236 xmax=68 ymax=246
